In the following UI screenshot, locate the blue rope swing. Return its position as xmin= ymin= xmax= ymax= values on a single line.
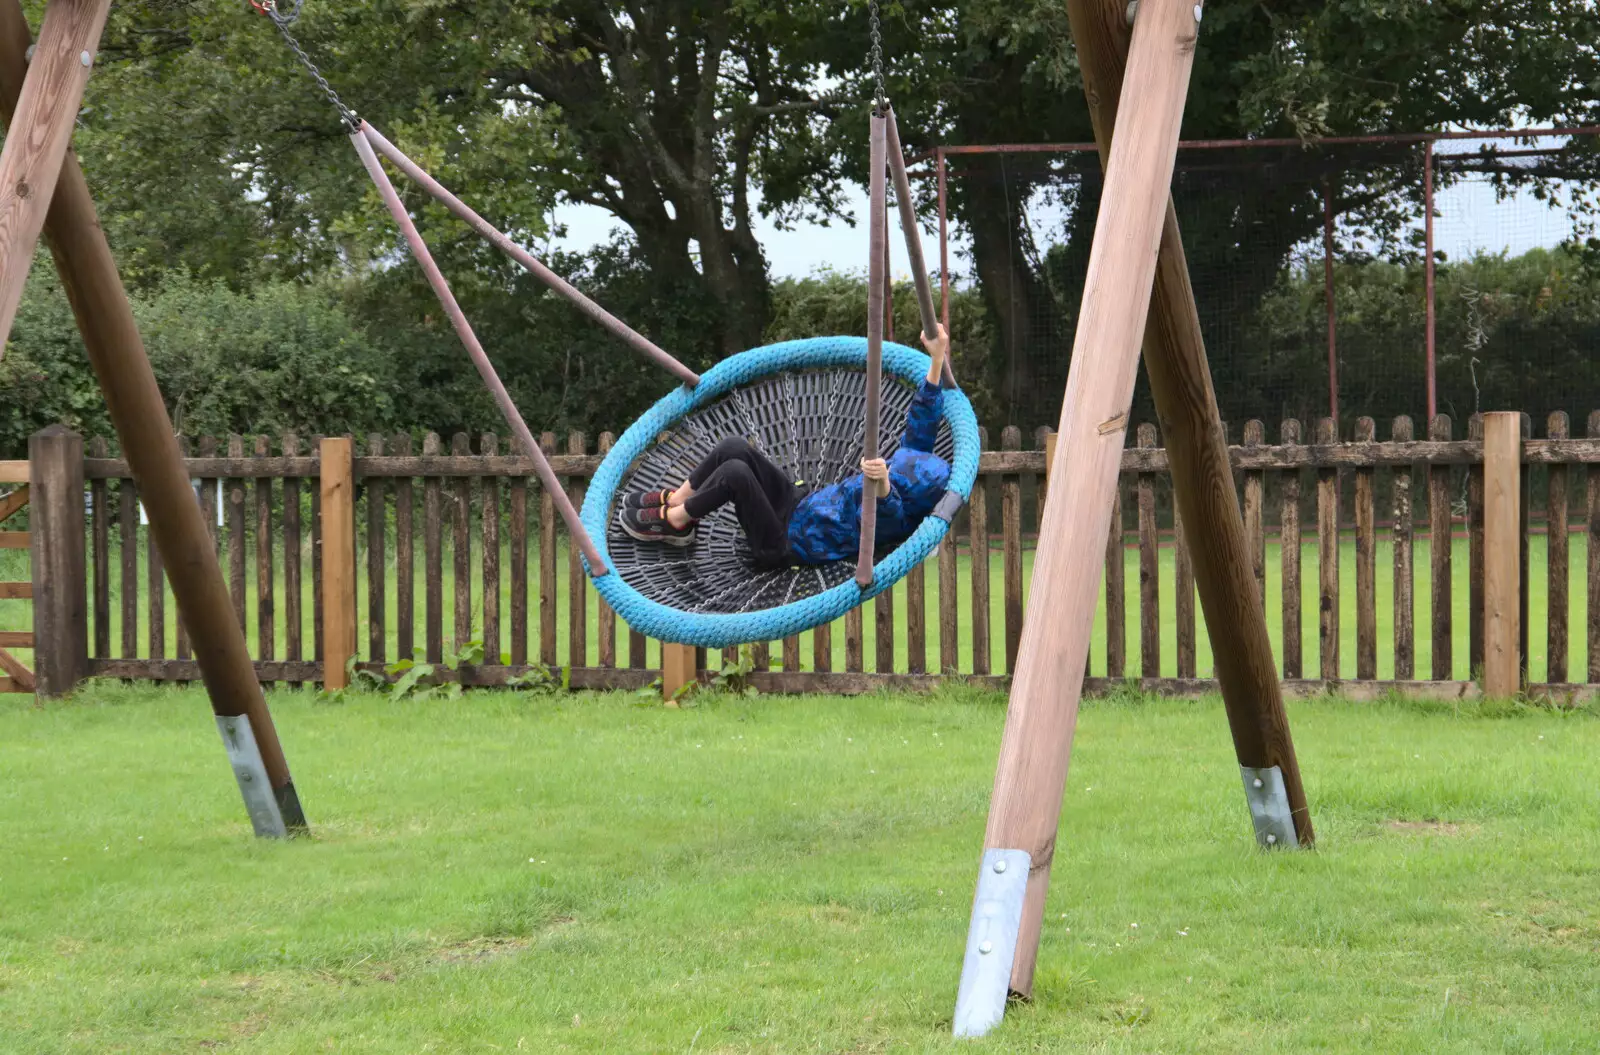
xmin=581 ymin=337 xmax=981 ymax=648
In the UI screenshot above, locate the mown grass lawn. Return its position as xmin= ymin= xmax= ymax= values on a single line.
xmin=3 ymin=684 xmax=1598 ymax=1052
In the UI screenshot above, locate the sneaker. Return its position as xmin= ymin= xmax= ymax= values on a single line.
xmin=618 ymin=504 xmax=697 ymax=546
xmin=624 ymin=489 xmax=673 ymax=509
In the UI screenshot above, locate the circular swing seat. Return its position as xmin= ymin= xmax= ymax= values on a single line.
xmin=581 ymin=337 xmax=981 ymax=648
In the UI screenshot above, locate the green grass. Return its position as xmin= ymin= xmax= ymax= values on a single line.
xmin=1 ymin=529 xmax=1593 ymax=681
xmin=4 ymin=684 xmax=1599 ymax=1052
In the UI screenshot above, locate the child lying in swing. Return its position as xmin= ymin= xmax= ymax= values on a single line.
xmin=619 ymin=327 xmax=952 ymax=569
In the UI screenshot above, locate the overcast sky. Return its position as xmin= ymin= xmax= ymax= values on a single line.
xmin=546 ymin=140 xmax=1583 ymax=281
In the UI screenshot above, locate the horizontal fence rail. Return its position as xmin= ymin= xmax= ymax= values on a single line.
xmin=7 ymin=411 xmax=1599 ymax=700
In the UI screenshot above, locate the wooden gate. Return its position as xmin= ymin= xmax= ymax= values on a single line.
xmin=0 ymin=460 xmax=33 ymax=694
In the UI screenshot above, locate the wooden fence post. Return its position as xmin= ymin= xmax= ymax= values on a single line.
xmin=29 ymin=426 xmax=85 ymax=697
xmin=320 ymin=437 xmax=356 ymax=690
xmin=662 ymin=642 xmax=696 ymax=704
xmin=1483 ymin=411 xmax=1521 ymax=697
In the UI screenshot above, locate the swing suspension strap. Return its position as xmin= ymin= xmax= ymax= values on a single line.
xmin=251 ymin=2 xmax=699 ymax=388
xmin=359 ymin=125 xmax=699 ymax=387
xmin=350 ymin=127 xmax=609 ymax=576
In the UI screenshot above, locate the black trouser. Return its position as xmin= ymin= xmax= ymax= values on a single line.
xmin=683 ymin=438 xmax=799 ymax=566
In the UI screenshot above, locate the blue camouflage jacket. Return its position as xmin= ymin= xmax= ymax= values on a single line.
xmin=787 ymin=379 xmax=950 ymax=565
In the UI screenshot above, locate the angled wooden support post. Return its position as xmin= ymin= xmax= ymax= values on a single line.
xmin=0 ymin=0 xmax=110 ymax=347
xmin=0 ymin=0 xmax=305 ymax=836
xmin=1069 ymin=0 xmax=1311 ymax=848
xmin=29 ymin=425 xmax=84 ymax=697
xmin=953 ymin=0 xmax=1207 ymax=1038
xmin=320 ymin=437 xmax=356 ymax=691
xmin=1482 ymin=412 xmax=1521 ymax=697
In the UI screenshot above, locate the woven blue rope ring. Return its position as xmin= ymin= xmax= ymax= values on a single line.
xmin=580 ymin=336 xmax=980 ymax=648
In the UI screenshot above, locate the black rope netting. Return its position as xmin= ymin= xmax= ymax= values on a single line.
xmin=605 ymin=368 xmax=955 ymax=616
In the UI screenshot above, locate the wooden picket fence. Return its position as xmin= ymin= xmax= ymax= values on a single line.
xmin=10 ymin=409 xmax=1600 ymax=699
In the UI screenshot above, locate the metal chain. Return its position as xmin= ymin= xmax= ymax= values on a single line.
xmin=255 ymin=0 xmax=358 ymax=129
xmin=867 ymin=0 xmax=887 ymax=112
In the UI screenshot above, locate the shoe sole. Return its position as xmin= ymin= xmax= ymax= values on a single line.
xmin=617 ymin=507 xmax=697 ymax=547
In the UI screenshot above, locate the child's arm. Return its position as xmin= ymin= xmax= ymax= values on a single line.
xmin=900 ymin=325 xmax=948 ymax=454
xmin=923 ymin=324 xmax=948 ymax=386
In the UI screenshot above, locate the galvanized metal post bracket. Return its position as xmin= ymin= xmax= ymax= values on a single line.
xmin=216 ymin=714 xmax=290 ymax=839
xmin=1240 ymin=765 xmax=1298 ymax=849
xmin=952 ymin=847 xmax=1031 ymax=1038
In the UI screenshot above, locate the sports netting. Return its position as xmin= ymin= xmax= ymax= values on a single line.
xmin=939 ymin=131 xmax=1600 ymax=432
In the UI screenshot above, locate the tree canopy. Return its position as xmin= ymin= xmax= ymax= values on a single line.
xmin=0 ymin=0 xmax=1595 ymax=453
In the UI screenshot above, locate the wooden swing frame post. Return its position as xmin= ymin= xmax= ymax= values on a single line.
xmin=0 ymin=0 xmax=305 ymax=835
xmin=956 ymin=0 xmax=1305 ymax=1036
xmin=1069 ymin=0 xmax=1312 ymax=843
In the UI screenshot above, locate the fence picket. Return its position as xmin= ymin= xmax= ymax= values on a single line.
xmin=1280 ymin=419 xmax=1302 ymax=678
xmin=1355 ymin=418 xmax=1377 ymax=680
xmin=1243 ymin=421 xmax=1266 ymax=605
xmin=1429 ymin=415 xmax=1453 ymax=680
xmin=120 ymin=474 xmax=136 ymax=658
xmin=875 ymin=589 xmax=895 ymax=673
xmin=845 ymin=605 xmax=864 ymax=673
xmin=1106 ymin=459 xmax=1125 ymax=680
xmin=147 ymin=473 xmax=165 ymax=661
xmin=508 ymin=434 xmax=527 ymax=668
xmin=1317 ymin=418 xmax=1340 ymax=680
xmin=452 ymin=433 xmax=473 ymax=653
xmin=970 ymin=428 xmax=990 ymax=676
xmin=423 ymin=432 xmax=443 ymax=664
xmin=174 ymin=437 xmax=191 ymax=661
xmin=596 ymin=433 xmax=616 ymax=668
xmin=89 ymin=436 xmax=108 ymax=659
xmin=1174 ymin=499 xmax=1195 ymax=679
xmin=1138 ymin=423 xmax=1159 ymax=679
xmin=283 ymin=433 xmax=303 ymax=673
xmin=814 ymin=613 xmax=833 ymax=674
xmin=227 ymin=435 xmax=246 ymax=633
xmin=1001 ymin=426 xmax=1023 ymax=672
xmin=1547 ymin=412 xmax=1569 ymax=683
xmin=1590 ymin=413 xmax=1600 ymax=683
xmin=539 ymin=433 xmax=557 ymax=667
xmin=194 ymin=436 xmax=216 ymax=664
xmin=392 ymin=433 xmax=413 ymax=663
xmin=1392 ymin=416 xmax=1415 ymax=680
xmin=567 ymin=432 xmax=588 ymax=668
xmin=482 ymin=434 xmax=501 ymax=666
xmin=250 ymin=436 xmax=271 ymax=662
xmin=938 ymin=531 xmax=957 ymax=673
xmin=366 ymin=434 xmax=385 ymax=664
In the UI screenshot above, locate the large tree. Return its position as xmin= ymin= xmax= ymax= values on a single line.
xmin=56 ymin=0 xmax=1600 ymax=423
xmin=843 ymin=0 xmax=1600 ymax=424
xmin=79 ymin=0 xmax=855 ymax=355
